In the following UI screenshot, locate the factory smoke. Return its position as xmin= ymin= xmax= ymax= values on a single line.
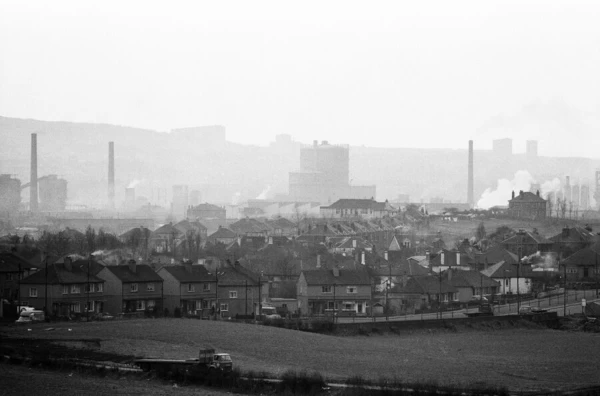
xmin=127 ymin=179 xmax=143 ymax=189
xmin=256 ymin=185 xmax=271 ymax=200
xmin=476 ymin=170 xmax=534 ymax=209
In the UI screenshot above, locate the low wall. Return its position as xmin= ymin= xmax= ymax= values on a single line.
xmin=333 ymin=312 xmax=559 ymax=332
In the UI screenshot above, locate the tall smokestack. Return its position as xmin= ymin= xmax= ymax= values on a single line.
xmin=30 ymin=133 xmax=38 ymax=212
xmin=108 ymin=142 xmax=115 ymax=209
xmin=468 ymin=140 xmax=474 ymax=207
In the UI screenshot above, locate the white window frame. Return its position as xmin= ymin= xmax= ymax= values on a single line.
xmin=85 ymin=300 xmax=95 ymax=312
xmin=322 ymin=286 xmax=332 ymax=294
xmin=147 ymin=300 xmax=156 ymax=309
xmin=136 ymin=300 xmax=146 ymax=311
xmin=85 ymin=283 xmax=95 ymax=293
xmin=187 ymin=284 xmax=195 ymax=292
xmin=97 ymin=283 xmax=103 ymax=292
xmin=229 ymin=291 xmax=238 ymax=299
xmin=147 ymin=283 xmax=155 ymax=292
xmin=203 ymin=283 xmax=210 ymax=291
xmin=71 ymin=303 xmax=81 ymax=313
xmin=29 ymin=287 xmax=38 ymax=298
xmin=62 ymin=285 xmax=69 ymax=295
xmin=346 ymin=286 xmax=357 ymax=294
xmin=195 ymin=300 xmax=202 ymax=310
xmin=71 ymin=285 xmax=81 ymax=294
xmin=131 ymin=283 xmax=138 ymax=293
xmin=220 ymin=303 xmax=229 ymax=311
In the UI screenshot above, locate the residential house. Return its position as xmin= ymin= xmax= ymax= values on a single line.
xmin=229 ymin=218 xmax=271 ymax=237
xmin=297 ymin=267 xmax=372 ymax=316
xmin=481 ymin=260 xmax=533 ymax=295
xmin=371 ymin=258 xmax=430 ymax=293
xmin=174 ymin=219 xmax=208 ymax=241
xmin=559 ymin=244 xmax=600 ymax=282
xmin=549 ymin=226 xmax=597 ymax=259
xmin=508 ymin=190 xmax=547 ymax=220
xmin=329 ymin=237 xmax=373 ymax=255
xmin=215 ymin=261 xmax=266 ymax=318
xmin=320 ymin=198 xmax=398 ymax=219
xmin=0 ymin=251 xmax=39 ymax=304
xmin=429 ymin=249 xmax=471 ymax=273
xmin=444 ymin=270 xmax=500 ymax=303
xmin=19 ymin=257 xmax=106 ymax=317
xmin=207 ymin=226 xmax=237 ymax=245
xmin=387 ymin=275 xmax=458 ymax=314
xmin=469 ymin=244 xmax=519 ymax=271
xmin=157 ymin=263 xmax=217 ymax=316
xmin=149 ymin=222 xmax=183 ymax=254
xmin=97 ymin=260 xmax=164 ymax=315
xmin=501 ymin=229 xmax=553 ymax=258
xmin=187 ymin=203 xmax=226 ymax=222
xmin=265 ymin=217 xmax=297 ymax=237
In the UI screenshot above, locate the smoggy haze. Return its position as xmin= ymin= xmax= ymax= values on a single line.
xmin=1 ymin=1 xmax=599 ymax=157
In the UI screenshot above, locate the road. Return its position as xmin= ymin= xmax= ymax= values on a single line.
xmin=335 ymin=289 xmax=599 ymax=323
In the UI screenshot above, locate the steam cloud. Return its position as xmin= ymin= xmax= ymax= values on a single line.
xmin=476 ymin=170 xmax=534 ymax=209
xmin=256 ymin=185 xmax=271 ymax=200
xmin=128 ymin=179 xmax=143 ymax=188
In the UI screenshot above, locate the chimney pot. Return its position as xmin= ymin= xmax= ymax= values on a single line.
xmin=128 ymin=259 xmax=137 ymax=273
xmin=333 ymin=267 xmax=340 ymax=277
xmin=512 ymin=191 xmax=515 ymax=199
xmin=64 ymin=256 xmax=72 ymax=271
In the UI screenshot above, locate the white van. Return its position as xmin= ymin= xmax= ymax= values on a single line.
xmin=15 ymin=310 xmax=45 ymax=323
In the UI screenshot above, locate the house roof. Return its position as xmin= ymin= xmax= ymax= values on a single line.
xmin=191 ymin=203 xmax=224 ymax=212
xmin=509 ymin=191 xmax=546 ymax=203
xmin=335 ymin=237 xmax=372 ymax=250
xmin=0 ymin=251 xmax=37 ymax=272
xmin=213 ymin=262 xmax=260 ymax=285
xmin=372 ymin=259 xmax=429 ymax=277
xmin=323 ymin=198 xmax=396 ymax=211
xmin=501 ymin=231 xmax=552 ymax=246
xmin=480 ymin=261 xmax=534 ymax=278
xmin=267 ymin=217 xmax=296 ymax=229
xmin=20 ymin=263 xmax=104 ymax=284
xmin=229 ymin=218 xmax=270 ymax=234
xmin=103 ymin=264 xmax=163 ymax=283
xmin=208 ymin=227 xmax=237 ymax=240
xmin=561 ymin=246 xmax=600 ymax=267
xmin=152 ymin=223 xmax=182 ymax=236
xmin=390 ymin=275 xmax=457 ymax=294
xmin=161 ymin=265 xmax=216 ymax=282
xmin=446 ymin=270 xmax=500 ymax=288
xmin=119 ymin=226 xmax=152 ymax=240
xmin=301 ymin=268 xmax=371 ymax=286
xmin=472 ymin=245 xmax=519 ymax=265
xmin=548 ymin=227 xmax=597 ymax=244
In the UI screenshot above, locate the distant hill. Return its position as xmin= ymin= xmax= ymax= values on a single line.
xmin=1 ymin=116 xmax=598 ymax=209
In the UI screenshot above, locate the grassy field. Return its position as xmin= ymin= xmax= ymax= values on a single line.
xmin=2 ymin=318 xmax=600 ymax=392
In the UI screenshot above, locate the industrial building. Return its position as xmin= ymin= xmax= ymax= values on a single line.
xmin=172 ymin=185 xmax=189 ymax=221
xmin=288 ymin=140 xmax=375 ymax=204
xmin=38 ymin=175 xmax=68 ymax=212
xmin=0 ymin=174 xmax=21 ymax=216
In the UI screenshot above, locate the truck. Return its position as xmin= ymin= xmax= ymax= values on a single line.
xmin=134 ymin=348 xmax=232 ymax=375
xmin=464 ymin=303 xmax=494 ymax=318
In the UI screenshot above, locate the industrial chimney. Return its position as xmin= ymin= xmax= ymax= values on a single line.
xmin=468 ymin=140 xmax=474 ymax=207
xmin=108 ymin=142 xmax=115 ymax=209
xmin=30 ymin=133 xmax=38 ymax=212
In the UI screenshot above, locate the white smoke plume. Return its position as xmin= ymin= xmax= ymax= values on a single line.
xmin=541 ymin=178 xmax=561 ymax=199
xmin=256 ymin=185 xmax=271 ymax=200
xmin=128 ymin=179 xmax=143 ymax=188
xmin=476 ymin=170 xmax=534 ymax=209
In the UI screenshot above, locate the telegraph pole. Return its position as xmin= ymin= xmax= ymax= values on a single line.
xmin=87 ymin=254 xmax=91 ymax=321
xmin=44 ymin=252 xmax=48 ymax=317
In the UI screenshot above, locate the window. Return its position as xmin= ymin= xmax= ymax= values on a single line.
xmin=344 ymin=303 xmax=353 ymax=310
xmin=195 ymin=300 xmax=202 ymax=310
xmin=147 ymin=300 xmax=156 ymax=309
xmin=322 ymin=286 xmax=332 ymax=293
xmin=346 ymin=286 xmax=357 ymax=294
xmin=97 ymin=283 xmax=103 ymax=292
xmin=505 ymin=279 xmax=509 ymax=286
xmin=131 ymin=283 xmax=138 ymax=292
xmin=71 ymin=285 xmax=81 ymax=294
xmin=327 ymin=301 xmax=335 ymax=310
xmin=62 ymin=285 xmax=69 ymax=295
xmin=85 ymin=301 xmax=94 ymax=312
xmin=147 ymin=283 xmax=155 ymax=292
xmin=202 ymin=300 xmax=209 ymax=309
xmin=229 ymin=291 xmax=238 ymax=299
xmin=567 ymin=268 xmax=578 ymax=274
xmin=220 ymin=303 xmax=229 ymax=311
xmin=203 ymin=283 xmax=210 ymax=291
xmin=71 ymin=303 xmax=81 ymax=313
xmin=136 ymin=300 xmax=145 ymax=310
xmin=187 ymin=284 xmax=195 ymax=292
xmin=84 ymin=283 xmax=95 ymax=293
xmin=29 ymin=288 xmax=38 ymax=298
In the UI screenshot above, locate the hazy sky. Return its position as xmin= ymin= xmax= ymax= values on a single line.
xmin=1 ymin=0 xmax=599 ymax=157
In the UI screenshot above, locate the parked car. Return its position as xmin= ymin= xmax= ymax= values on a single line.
xmin=470 ymin=295 xmax=488 ymax=303
xmin=15 ymin=310 xmax=45 ymax=323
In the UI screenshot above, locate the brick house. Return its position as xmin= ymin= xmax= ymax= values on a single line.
xmin=508 ymin=190 xmax=547 ymax=220
xmin=560 ymin=246 xmax=600 ymax=282
xmin=501 ymin=229 xmax=553 ymax=258
xmin=387 ymin=275 xmax=458 ymax=314
xmin=157 ymin=263 xmax=216 ymax=316
xmin=549 ymin=227 xmax=597 ymax=259
xmin=480 ymin=260 xmax=533 ymax=295
xmin=297 ymin=267 xmax=372 ymax=316
xmin=215 ymin=261 xmax=266 ymax=318
xmin=444 ymin=270 xmax=500 ymax=303
xmin=0 ymin=251 xmax=39 ymax=304
xmin=207 ymin=226 xmax=237 ymax=245
xmin=19 ymin=257 xmax=106 ymax=317
xmin=97 ymin=260 xmax=164 ymax=315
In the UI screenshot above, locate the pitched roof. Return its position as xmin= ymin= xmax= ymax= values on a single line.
xmin=323 ymin=199 xmax=389 ymax=210
xmin=213 ymin=262 xmax=260 ymax=285
xmin=480 ymin=261 xmax=534 ymax=278
xmin=152 ymin=223 xmax=182 ymax=236
xmin=301 ymin=268 xmax=371 ymax=285
xmin=0 ymin=251 xmax=37 ymax=272
xmin=561 ymin=246 xmax=600 ymax=267
xmin=161 ymin=265 xmax=216 ymax=282
xmin=390 ymin=275 xmax=457 ymax=294
xmin=472 ymin=245 xmax=519 ymax=265
xmin=229 ymin=218 xmax=270 ymax=234
xmin=208 ymin=227 xmax=237 ymax=240
xmin=119 ymin=226 xmax=152 ymax=240
xmin=335 ymin=237 xmax=372 ymax=250
xmin=548 ymin=227 xmax=597 ymax=244
xmin=103 ymin=264 xmax=163 ymax=283
xmin=190 ymin=203 xmax=224 ymax=212
xmin=20 ymin=263 xmax=104 ymax=284
xmin=372 ymin=260 xmax=429 ymax=277
xmin=502 ymin=231 xmax=552 ymax=246
xmin=446 ymin=271 xmax=500 ymax=288
xmin=509 ymin=191 xmax=546 ymax=203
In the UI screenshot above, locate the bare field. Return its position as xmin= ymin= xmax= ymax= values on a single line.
xmin=2 ymin=319 xmax=600 ymax=392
